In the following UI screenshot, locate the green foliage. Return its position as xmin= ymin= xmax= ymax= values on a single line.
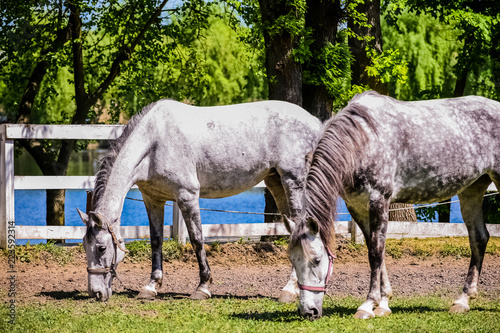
xmin=482 ymin=193 xmax=500 ymax=224
xmin=162 ymin=238 xmax=185 ymax=261
xmin=365 ymin=48 xmax=408 ymax=84
xmin=385 ymin=242 xmax=403 ymax=259
xmin=440 ymin=243 xmax=471 ymax=258
xmin=14 ymin=241 xmax=73 ymax=265
xmin=382 ymin=11 xmax=462 ymax=100
xmin=414 ymin=202 xmax=450 ymax=222
xmin=124 ymin=240 xmax=151 ymax=261
xmin=210 ymin=240 xmax=221 ymax=253
xmin=303 ymin=42 xmax=352 ymax=98
xmin=124 ymin=239 xmax=185 ymax=262
xmin=237 ymin=237 xmax=251 ymax=244
xmin=113 ymin=7 xmax=266 ymax=117
xmin=272 ymin=237 xmax=288 ymax=247
xmin=385 ymin=1 xmax=500 ymax=100
xmin=265 ymin=0 xmax=307 ymax=39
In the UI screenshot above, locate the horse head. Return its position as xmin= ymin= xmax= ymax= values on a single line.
xmin=77 ymin=209 xmax=127 ymax=301
xmin=285 ymin=215 xmax=335 ymax=321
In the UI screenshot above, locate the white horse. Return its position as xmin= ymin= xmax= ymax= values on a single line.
xmin=77 ymin=99 xmax=322 ymax=301
xmin=286 ymin=91 xmax=500 ymax=320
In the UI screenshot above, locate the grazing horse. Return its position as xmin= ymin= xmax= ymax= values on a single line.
xmin=77 ymin=99 xmax=322 ymax=302
xmin=285 ymin=90 xmax=500 ymax=320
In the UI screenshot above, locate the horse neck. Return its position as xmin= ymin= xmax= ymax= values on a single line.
xmin=94 ymin=135 xmax=150 ymax=224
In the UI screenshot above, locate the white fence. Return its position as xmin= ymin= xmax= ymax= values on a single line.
xmin=1 ymin=124 xmax=500 ymax=249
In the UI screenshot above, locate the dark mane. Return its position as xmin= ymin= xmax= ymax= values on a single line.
xmin=291 ymin=91 xmax=379 ymax=252
xmin=92 ymin=100 xmax=162 ymax=208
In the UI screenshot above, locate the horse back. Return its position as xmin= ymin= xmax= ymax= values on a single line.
xmin=348 ymin=92 xmax=500 ymax=203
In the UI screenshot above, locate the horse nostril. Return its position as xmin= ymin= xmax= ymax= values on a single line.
xmin=299 ymin=307 xmax=321 ymax=321
xmin=95 ymin=291 xmax=102 ymax=300
xmin=307 ymin=308 xmax=320 ymax=321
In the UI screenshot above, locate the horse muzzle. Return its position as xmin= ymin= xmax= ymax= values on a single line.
xmin=299 ymin=305 xmax=322 ymax=321
xmin=87 ymin=268 xmax=113 ymax=301
xmin=88 ymin=285 xmax=112 ymax=301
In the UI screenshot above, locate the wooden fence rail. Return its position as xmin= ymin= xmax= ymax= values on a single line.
xmin=1 ymin=124 xmax=499 ymax=249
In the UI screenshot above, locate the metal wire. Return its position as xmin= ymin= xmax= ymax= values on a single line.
xmin=124 ymin=191 xmax=499 ymax=216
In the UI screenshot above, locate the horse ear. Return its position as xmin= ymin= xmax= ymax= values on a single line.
xmin=88 ymin=211 xmax=104 ymax=228
xmin=76 ymin=208 xmax=89 ymax=225
xmin=283 ymin=215 xmax=296 ymax=234
xmin=307 ymin=217 xmax=319 ymax=235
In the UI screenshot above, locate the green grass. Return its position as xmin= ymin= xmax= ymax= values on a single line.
xmin=11 ymin=241 xmax=78 ymax=265
xmin=383 ymin=237 xmax=500 ymax=259
xmin=1 ymin=294 xmax=499 ymax=332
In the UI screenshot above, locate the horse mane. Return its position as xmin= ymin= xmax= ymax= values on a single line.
xmin=291 ymin=91 xmax=379 ymax=252
xmin=92 ymin=100 xmax=163 ymax=208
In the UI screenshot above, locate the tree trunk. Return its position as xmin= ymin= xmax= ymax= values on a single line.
xmin=258 ymin=0 xmax=303 ymax=106
xmin=348 ymin=0 xmax=388 ymax=94
xmin=349 ymin=0 xmax=416 ymax=222
xmin=389 ymin=203 xmax=418 ymax=222
xmin=302 ymin=0 xmax=341 ymax=121
xmin=46 ymin=189 xmax=66 ymax=242
xmin=259 ymin=0 xmax=303 ymax=227
xmin=437 ymin=199 xmax=451 ymax=222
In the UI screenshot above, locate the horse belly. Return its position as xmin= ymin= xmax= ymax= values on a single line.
xmin=393 ymin=170 xmax=488 ymax=204
xmin=197 ymin=167 xmax=271 ymax=199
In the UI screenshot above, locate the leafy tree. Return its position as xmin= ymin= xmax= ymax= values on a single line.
xmin=387 ymin=0 xmax=500 ymax=99
xmin=0 ymin=0 xmax=213 ymax=235
xmin=112 ymin=7 xmax=266 ymax=116
xmin=382 ymin=11 xmax=461 ymax=100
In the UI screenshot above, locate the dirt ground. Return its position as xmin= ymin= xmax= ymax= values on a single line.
xmin=2 ymin=241 xmax=500 ymax=304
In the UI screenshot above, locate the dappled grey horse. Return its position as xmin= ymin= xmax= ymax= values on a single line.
xmin=77 ymin=99 xmax=322 ymax=301
xmin=285 ymin=91 xmax=500 ymax=320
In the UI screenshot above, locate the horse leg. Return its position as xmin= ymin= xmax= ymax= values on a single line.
xmin=450 ymin=175 xmax=491 ymax=313
xmin=137 ymin=194 xmax=165 ymax=300
xmin=264 ymin=173 xmax=298 ymax=303
xmin=373 ymin=256 xmax=392 ymax=317
xmin=349 ymin=195 xmax=391 ymax=319
xmin=177 ymin=188 xmax=212 ymax=300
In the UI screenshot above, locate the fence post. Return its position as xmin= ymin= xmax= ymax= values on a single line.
xmin=172 ymin=202 xmax=188 ymax=245
xmin=349 ymin=218 xmax=357 ymax=244
xmin=0 ymin=125 xmax=15 ymax=249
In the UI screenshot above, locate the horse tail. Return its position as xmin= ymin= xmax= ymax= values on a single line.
xmin=305 ymin=97 xmax=377 ymax=246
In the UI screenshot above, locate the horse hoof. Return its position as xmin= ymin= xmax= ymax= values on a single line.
xmin=354 ymin=309 xmax=375 ymax=319
xmin=137 ymin=289 xmax=156 ymax=300
xmin=278 ymin=291 xmax=297 ymax=303
xmin=190 ymin=290 xmax=211 ymax=300
xmin=373 ymin=307 xmax=392 ymax=317
xmin=449 ymin=303 xmax=469 ymax=314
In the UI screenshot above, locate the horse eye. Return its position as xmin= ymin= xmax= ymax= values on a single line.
xmin=312 ymin=257 xmax=321 ymax=266
xmin=97 ymin=246 xmax=106 ymax=253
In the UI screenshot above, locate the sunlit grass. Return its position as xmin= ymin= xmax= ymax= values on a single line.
xmin=1 ymin=293 xmax=499 ymax=332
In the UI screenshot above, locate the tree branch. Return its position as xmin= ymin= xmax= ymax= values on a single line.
xmin=15 ymin=14 xmax=72 ymax=124
xmin=88 ymin=0 xmax=170 ymax=106
xmin=67 ymin=2 xmax=88 ymax=125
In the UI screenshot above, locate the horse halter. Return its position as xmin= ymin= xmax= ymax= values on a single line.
xmin=297 ymin=247 xmax=336 ymax=293
xmin=86 ymin=212 xmax=128 ymax=278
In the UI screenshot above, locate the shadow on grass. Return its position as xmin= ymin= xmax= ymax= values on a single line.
xmin=229 ymin=304 xmax=459 ymax=322
xmin=37 ymin=288 xmax=138 ymax=301
xmin=37 ymin=291 xmax=89 ymax=300
xmin=230 ymin=309 xmax=302 ymax=323
xmin=156 ymin=292 xmax=273 ymax=301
